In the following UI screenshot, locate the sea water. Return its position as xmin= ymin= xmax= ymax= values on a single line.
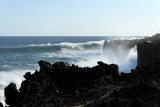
xmin=0 ymin=36 xmax=143 ymax=104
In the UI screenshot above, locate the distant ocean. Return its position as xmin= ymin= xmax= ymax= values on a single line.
xmin=0 ymin=36 xmax=143 ymax=104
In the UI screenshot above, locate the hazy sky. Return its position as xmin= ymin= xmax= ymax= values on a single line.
xmin=0 ymin=0 xmax=160 ymax=36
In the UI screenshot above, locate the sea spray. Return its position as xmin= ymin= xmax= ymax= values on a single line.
xmin=77 ymin=42 xmax=137 ymax=73
xmin=0 ymin=36 xmax=142 ymax=105
xmin=0 ymin=70 xmax=35 ymax=105
xmin=117 ymin=46 xmax=137 ymax=72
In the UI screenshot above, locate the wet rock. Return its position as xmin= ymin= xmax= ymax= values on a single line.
xmin=137 ymin=40 xmax=160 ymax=65
xmin=44 ymin=83 xmax=58 ymax=94
xmin=52 ymin=62 xmax=70 ymax=71
xmin=27 ymin=81 xmax=41 ymax=95
xmin=4 ymin=57 xmax=160 ymax=107
xmin=131 ymin=98 xmax=145 ymax=107
xmin=4 ymin=83 xmax=19 ymax=106
xmin=103 ymin=33 xmax=160 ymax=66
xmin=136 ymin=80 xmax=160 ymax=91
xmin=0 ymin=103 xmax=3 ymax=107
xmin=24 ymin=72 xmax=31 ymax=80
xmin=39 ymin=60 xmax=52 ymax=72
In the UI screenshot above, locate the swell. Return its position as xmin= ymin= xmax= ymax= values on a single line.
xmin=0 ymin=40 xmax=104 ymax=53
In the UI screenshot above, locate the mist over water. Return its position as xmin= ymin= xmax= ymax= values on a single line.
xmin=104 ymin=41 xmax=137 ymax=73
xmin=0 ymin=70 xmax=35 ymax=104
xmin=77 ymin=45 xmax=137 ymax=73
xmin=0 ymin=36 xmax=141 ymax=105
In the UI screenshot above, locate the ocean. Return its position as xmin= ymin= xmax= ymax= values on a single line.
xmin=0 ymin=36 xmax=142 ymax=104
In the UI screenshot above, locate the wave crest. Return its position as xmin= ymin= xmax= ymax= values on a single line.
xmin=0 ymin=40 xmax=104 ymax=53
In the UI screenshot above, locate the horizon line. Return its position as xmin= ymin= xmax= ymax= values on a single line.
xmin=0 ymin=35 xmax=147 ymax=37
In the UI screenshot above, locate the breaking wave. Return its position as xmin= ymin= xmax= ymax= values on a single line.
xmin=0 ymin=40 xmax=104 ymax=53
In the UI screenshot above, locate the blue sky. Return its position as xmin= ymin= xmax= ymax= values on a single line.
xmin=0 ymin=0 xmax=160 ymax=36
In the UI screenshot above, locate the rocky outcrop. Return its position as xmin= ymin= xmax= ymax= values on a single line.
xmin=3 ymin=33 xmax=160 ymax=107
xmin=4 ymin=60 xmax=119 ymax=107
xmin=4 ymin=83 xmax=19 ymax=106
xmin=88 ymin=57 xmax=160 ymax=107
xmin=103 ymin=33 xmax=160 ymax=65
xmin=0 ymin=103 xmax=3 ymax=107
xmin=137 ymin=40 xmax=160 ymax=64
xmin=4 ymin=57 xmax=160 ymax=107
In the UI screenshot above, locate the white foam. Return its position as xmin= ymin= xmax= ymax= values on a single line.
xmin=0 ymin=69 xmax=35 ymax=105
xmin=29 ymin=43 xmax=51 ymax=47
xmin=0 ymin=39 xmax=139 ymax=106
xmin=76 ymin=45 xmax=137 ymax=73
xmin=28 ymin=40 xmax=104 ymax=50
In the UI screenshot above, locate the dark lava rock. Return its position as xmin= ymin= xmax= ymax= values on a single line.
xmin=4 ymin=83 xmax=19 ymax=106
xmin=4 ymin=54 xmax=160 ymax=107
xmin=39 ymin=60 xmax=52 ymax=72
xmin=103 ymin=33 xmax=160 ymax=65
xmin=52 ymin=62 xmax=70 ymax=71
xmin=4 ymin=33 xmax=160 ymax=107
xmin=131 ymin=98 xmax=145 ymax=107
xmin=0 ymin=103 xmax=3 ymax=107
xmin=137 ymin=40 xmax=160 ymax=64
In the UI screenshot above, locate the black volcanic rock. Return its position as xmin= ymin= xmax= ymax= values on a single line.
xmin=4 ymin=58 xmax=160 ymax=107
xmin=4 ymin=34 xmax=160 ymax=107
xmin=0 ymin=103 xmax=3 ymax=107
xmin=4 ymin=33 xmax=160 ymax=107
xmin=39 ymin=60 xmax=52 ymax=72
xmin=5 ymin=60 xmax=121 ymax=106
xmin=137 ymin=40 xmax=160 ymax=64
xmin=4 ymin=83 xmax=19 ymax=106
xmin=103 ymin=33 xmax=160 ymax=64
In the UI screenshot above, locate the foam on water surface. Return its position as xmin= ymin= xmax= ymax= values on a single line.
xmin=0 ymin=36 xmax=143 ymax=105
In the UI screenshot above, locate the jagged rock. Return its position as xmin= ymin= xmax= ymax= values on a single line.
xmin=24 ymin=72 xmax=31 ymax=80
xmin=103 ymin=33 xmax=160 ymax=65
xmin=20 ymin=81 xmax=41 ymax=96
xmin=136 ymin=80 xmax=160 ymax=91
xmin=27 ymin=81 xmax=41 ymax=95
xmin=39 ymin=60 xmax=52 ymax=72
xmin=4 ymin=58 xmax=160 ymax=107
xmin=4 ymin=33 xmax=160 ymax=106
xmin=44 ymin=83 xmax=58 ymax=94
xmin=4 ymin=83 xmax=19 ymax=106
xmin=0 ymin=103 xmax=3 ymax=107
xmin=95 ymin=61 xmax=119 ymax=77
xmin=52 ymin=62 xmax=70 ymax=71
xmin=137 ymin=41 xmax=160 ymax=64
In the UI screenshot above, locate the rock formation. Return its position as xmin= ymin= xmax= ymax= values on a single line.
xmin=4 ymin=60 xmax=119 ymax=107
xmin=103 ymin=33 xmax=160 ymax=64
xmin=137 ymin=40 xmax=160 ymax=64
xmin=4 ymin=57 xmax=160 ymax=107
xmin=3 ymin=33 xmax=160 ymax=107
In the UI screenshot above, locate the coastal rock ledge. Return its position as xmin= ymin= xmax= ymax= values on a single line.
xmin=4 ymin=57 xmax=160 ymax=107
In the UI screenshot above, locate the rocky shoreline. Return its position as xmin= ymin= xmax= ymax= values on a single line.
xmin=103 ymin=33 xmax=160 ymax=65
xmin=2 ymin=33 xmax=160 ymax=107
xmin=3 ymin=56 xmax=160 ymax=107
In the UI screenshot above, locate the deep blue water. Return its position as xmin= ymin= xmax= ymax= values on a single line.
xmin=0 ymin=36 xmax=108 ymax=71
xmin=0 ymin=36 xmax=105 ymax=47
xmin=0 ymin=36 xmax=140 ymax=71
xmin=0 ymin=36 xmax=143 ymax=104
